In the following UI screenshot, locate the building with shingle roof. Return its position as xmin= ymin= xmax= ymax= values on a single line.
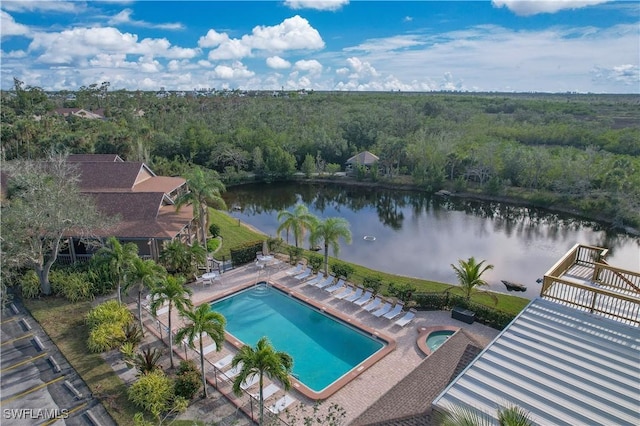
xmin=59 ymin=155 xmax=195 ymax=262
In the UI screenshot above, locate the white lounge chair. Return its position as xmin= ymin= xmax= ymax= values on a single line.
xmin=202 ymin=342 xmax=217 ymax=355
xmin=155 ymin=305 xmax=169 ymax=316
xmin=372 ymin=302 xmax=392 ymax=317
xmin=240 ymin=374 xmax=259 ymax=390
xmin=213 ymin=354 xmax=234 ymax=370
xmin=305 ymin=272 xmax=324 ymax=286
xmin=269 ymin=394 xmax=296 ymax=414
xmin=294 ymin=267 xmax=312 ymax=280
xmin=251 ymin=383 xmax=280 ymax=401
xmin=394 ymin=309 xmax=416 ymax=327
xmin=344 ymin=287 xmax=364 ymax=302
xmin=353 ymin=290 xmax=373 ymax=306
xmin=363 ymin=297 xmax=382 ymax=312
xmin=325 ymin=278 xmax=345 ymax=293
xmin=315 ymin=275 xmax=334 ymax=289
xmin=285 ymin=263 xmax=304 ymax=276
xmin=334 ymin=285 xmax=355 ymax=300
xmin=225 ymin=362 xmax=244 ymax=379
xmin=383 ymin=303 xmax=405 ymax=319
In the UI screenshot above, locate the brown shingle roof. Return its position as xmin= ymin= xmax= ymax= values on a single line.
xmin=132 ymin=176 xmax=186 ymax=194
xmin=74 ymin=162 xmax=150 ymax=191
xmin=350 ymin=330 xmax=482 ymax=426
xmin=68 ymin=154 xmax=123 ymax=162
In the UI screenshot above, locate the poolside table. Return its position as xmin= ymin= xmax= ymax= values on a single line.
xmin=201 ymin=272 xmax=218 ymax=285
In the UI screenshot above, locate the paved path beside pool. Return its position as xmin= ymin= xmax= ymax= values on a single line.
xmin=143 ymin=262 xmax=500 ymax=424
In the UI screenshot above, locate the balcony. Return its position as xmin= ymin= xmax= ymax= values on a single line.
xmin=541 ymin=243 xmax=640 ymax=326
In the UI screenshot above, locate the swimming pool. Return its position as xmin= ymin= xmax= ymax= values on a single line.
xmin=416 ymin=326 xmax=460 ymax=356
xmin=210 ymin=282 xmax=391 ymax=399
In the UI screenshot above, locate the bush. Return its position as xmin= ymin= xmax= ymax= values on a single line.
xmin=86 ymin=300 xmax=133 ymax=330
xmin=50 ymin=270 xmax=94 ymax=302
xmin=287 ymin=246 xmax=303 ymax=264
xmin=207 ymin=238 xmax=220 ymax=253
xmin=174 ymin=360 xmax=201 ymax=400
xmin=128 ymin=370 xmax=176 ymax=420
xmin=230 ymin=240 xmax=263 ymax=266
xmin=209 ymin=223 xmax=221 ymax=238
xmin=21 ymin=270 xmax=41 ymax=299
xmin=88 ymin=322 xmax=127 ymax=353
xmin=331 ymin=262 xmax=355 ymax=279
xmin=307 ymin=254 xmax=323 ymax=273
xmin=363 ymin=276 xmax=382 ymax=295
xmin=388 ymin=282 xmax=417 ymax=303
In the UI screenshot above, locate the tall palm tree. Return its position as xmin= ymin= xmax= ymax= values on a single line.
xmin=231 ymin=337 xmax=293 ymax=425
xmin=310 ymin=217 xmax=353 ymax=276
xmin=175 ymin=304 xmax=226 ymax=398
xmin=276 ymin=204 xmax=318 ymax=248
xmin=96 ymin=236 xmax=138 ymax=304
xmin=437 ymin=403 xmax=533 ymax=426
xmin=450 ymin=257 xmax=495 ymax=301
xmin=124 ymin=257 xmax=166 ymax=335
xmin=150 ymin=275 xmax=193 ymax=369
xmin=175 ymin=168 xmax=227 ymax=252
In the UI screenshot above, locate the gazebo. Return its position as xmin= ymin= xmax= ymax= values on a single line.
xmin=345 ymin=151 xmax=379 ymax=175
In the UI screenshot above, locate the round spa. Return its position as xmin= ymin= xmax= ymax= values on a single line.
xmin=417 ymin=326 xmax=460 ymax=356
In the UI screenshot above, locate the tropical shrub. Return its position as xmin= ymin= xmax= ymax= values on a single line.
xmin=207 ymin=237 xmax=220 ymax=253
xmin=307 ymin=254 xmax=323 ymax=272
xmin=86 ymin=300 xmax=133 ymax=353
xmin=331 ymin=262 xmax=355 ymax=279
xmin=287 ymin=246 xmax=303 ymax=264
xmin=363 ymin=276 xmax=383 ymax=295
xmin=208 ymin=222 xmax=221 ymax=238
xmin=86 ymin=300 xmax=132 ymax=329
xmin=125 ymin=346 xmax=163 ymax=376
xmin=128 ymin=370 xmax=186 ymax=421
xmin=174 ymin=360 xmax=201 ymax=400
xmin=388 ymin=281 xmax=417 ymax=303
xmin=86 ymin=257 xmax=116 ymax=296
xmin=87 ymin=322 xmax=127 ymax=353
xmin=20 ymin=270 xmax=41 ymax=299
xmin=50 ymin=270 xmax=94 ymax=302
xmin=229 ymin=240 xmax=263 ymax=266
xmin=123 ymin=323 xmax=144 ymax=347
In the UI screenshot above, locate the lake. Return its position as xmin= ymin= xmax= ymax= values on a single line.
xmin=223 ymin=182 xmax=639 ymax=298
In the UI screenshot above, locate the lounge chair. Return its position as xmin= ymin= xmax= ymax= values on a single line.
xmin=213 ymin=354 xmax=234 ymax=370
xmin=363 ymin=297 xmax=382 ymax=312
xmin=269 ymin=394 xmax=296 ymax=414
xmin=315 ymin=275 xmax=334 ymax=289
xmin=334 ymin=285 xmax=355 ymax=300
xmin=325 ymin=278 xmax=345 ymax=293
xmin=251 ymin=383 xmax=280 ymax=401
xmin=240 ymin=374 xmax=259 ymax=390
xmin=225 ymin=362 xmax=244 ymax=379
xmin=285 ymin=263 xmax=304 ymax=276
xmin=344 ymin=287 xmax=364 ymax=302
xmin=353 ymin=290 xmax=372 ymax=305
xmin=202 ymin=342 xmax=217 ymax=355
xmin=305 ymin=272 xmax=324 ymax=286
xmin=383 ymin=302 xmax=405 ymax=319
xmin=155 ymin=305 xmax=169 ymax=316
xmin=294 ymin=267 xmax=312 ymax=280
xmin=394 ymin=308 xmax=416 ymax=327
xmin=372 ymin=302 xmax=392 ymax=317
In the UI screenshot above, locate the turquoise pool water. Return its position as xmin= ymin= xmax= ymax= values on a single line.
xmin=210 ymin=283 xmax=385 ymax=393
xmin=426 ymin=330 xmax=455 ymax=352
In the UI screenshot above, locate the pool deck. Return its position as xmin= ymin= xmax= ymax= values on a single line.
xmin=143 ymin=261 xmax=500 ymax=424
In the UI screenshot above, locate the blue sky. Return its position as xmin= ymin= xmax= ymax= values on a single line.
xmin=1 ymin=1 xmax=638 ymax=93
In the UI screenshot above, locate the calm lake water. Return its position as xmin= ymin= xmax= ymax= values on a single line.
xmin=223 ymin=182 xmax=640 ymax=299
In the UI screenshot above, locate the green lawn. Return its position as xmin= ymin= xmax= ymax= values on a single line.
xmin=25 ymin=298 xmax=139 ymax=425
xmin=209 ymin=208 xmax=266 ymax=259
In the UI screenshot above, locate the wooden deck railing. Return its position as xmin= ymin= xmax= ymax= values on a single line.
xmin=541 ymin=244 xmax=639 ymax=326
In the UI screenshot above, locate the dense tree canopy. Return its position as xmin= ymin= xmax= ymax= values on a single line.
xmin=1 ymin=86 xmax=638 ymax=228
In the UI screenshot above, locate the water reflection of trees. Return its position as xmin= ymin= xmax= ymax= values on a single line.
xmin=223 ymin=182 xmax=636 ymax=245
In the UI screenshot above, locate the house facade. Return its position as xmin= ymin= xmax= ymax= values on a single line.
xmin=58 ymin=154 xmax=196 ymax=263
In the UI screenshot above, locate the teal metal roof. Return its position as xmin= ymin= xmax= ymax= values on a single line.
xmin=433 ymin=298 xmax=640 ymax=426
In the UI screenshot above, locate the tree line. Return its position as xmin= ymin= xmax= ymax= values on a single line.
xmin=1 ymin=80 xmax=638 ymax=228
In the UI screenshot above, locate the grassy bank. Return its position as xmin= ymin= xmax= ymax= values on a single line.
xmin=25 ymin=297 xmax=138 ymax=425
xmin=209 ymin=208 xmax=266 ymax=259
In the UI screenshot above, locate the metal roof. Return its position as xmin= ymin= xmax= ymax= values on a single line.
xmin=432 ymin=297 xmax=640 ymax=426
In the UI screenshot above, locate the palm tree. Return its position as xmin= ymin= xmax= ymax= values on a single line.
xmin=124 ymin=257 xmax=166 ymax=335
xmin=175 ymin=168 xmax=227 ymax=252
xmin=450 ymin=257 xmax=495 ymax=301
xmin=310 ymin=217 xmax=353 ymax=276
xmin=150 ymin=275 xmax=193 ymax=369
xmin=96 ymin=236 xmax=138 ymax=304
xmin=231 ymin=337 xmax=293 ymax=425
xmin=175 ymin=304 xmax=226 ymax=398
xmin=436 ymin=403 xmax=533 ymax=426
xmin=276 ymin=204 xmax=318 ymax=248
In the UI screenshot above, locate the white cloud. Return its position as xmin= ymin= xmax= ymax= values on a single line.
xmin=204 ymin=15 xmax=324 ymax=60
xmin=1 ymin=10 xmax=30 ymax=37
xmin=404 ymin=16 xmax=413 ymax=22
xmin=344 ymin=35 xmax=425 ymax=53
xmin=591 ymin=64 xmax=640 ymax=87
xmin=28 ymin=27 xmax=199 ymax=65
xmin=1 ymin=49 xmax=27 ymax=58
xmin=285 ymin=0 xmax=349 ymax=11
xmin=492 ymin=0 xmax=611 ymax=16
xmin=266 ymin=56 xmax=291 ymax=69
xmin=1 ymin=1 xmax=83 ymax=13
xmin=294 ymin=59 xmax=322 ymax=74
xmin=214 ymin=61 xmax=255 ymax=79
xmin=108 ymin=8 xmax=183 ymax=30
